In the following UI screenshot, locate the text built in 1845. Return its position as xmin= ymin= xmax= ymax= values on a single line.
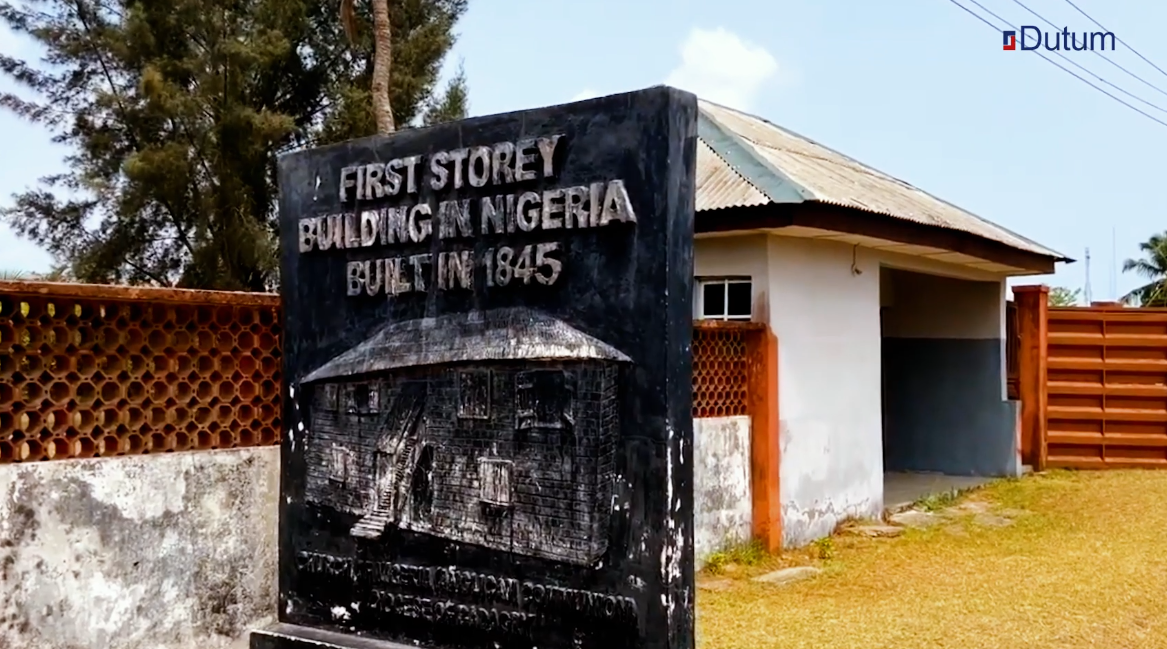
xmin=252 ymin=86 xmax=698 ymax=649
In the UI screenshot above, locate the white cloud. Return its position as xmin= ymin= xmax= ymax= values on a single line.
xmin=664 ymin=27 xmax=779 ymax=111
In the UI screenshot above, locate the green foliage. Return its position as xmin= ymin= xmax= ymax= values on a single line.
xmin=703 ymin=539 xmax=769 ymax=575
xmin=1122 ymin=232 xmax=1167 ymax=307
xmin=0 ymin=0 xmax=469 ymax=290
xmin=811 ymin=536 xmax=834 ymax=560
xmin=916 ymin=490 xmax=961 ymax=512
xmin=1048 ymin=286 xmax=1081 ymax=307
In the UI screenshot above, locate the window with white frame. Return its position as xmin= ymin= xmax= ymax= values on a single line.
xmin=696 ymin=277 xmax=752 ymax=321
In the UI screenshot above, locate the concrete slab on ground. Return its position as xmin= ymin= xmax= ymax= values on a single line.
xmin=752 ymin=566 xmax=822 ymax=586
xmin=884 ymin=472 xmax=993 ymax=513
xmin=888 ymin=510 xmax=941 ymax=528
xmin=841 ymin=524 xmax=903 ymax=538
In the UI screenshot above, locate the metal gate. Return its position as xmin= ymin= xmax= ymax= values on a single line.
xmin=1045 ymin=306 xmax=1167 ymax=468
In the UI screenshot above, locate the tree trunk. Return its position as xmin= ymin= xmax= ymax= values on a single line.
xmin=370 ymin=0 xmax=395 ymax=134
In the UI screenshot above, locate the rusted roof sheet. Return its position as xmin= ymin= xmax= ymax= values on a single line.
xmin=696 ymin=99 xmax=1066 ymax=260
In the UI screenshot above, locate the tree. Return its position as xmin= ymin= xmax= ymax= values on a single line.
xmin=341 ymin=0 xmax=394 ymax=133
xmin=321 ymin=0 xmax=467 ymax=145
xmin=0 ymin=0 xmax=468 ymax=291
xmin=1122 ymin=233 xmax=1167 ymax=307
xmin=1048 ymin=286 xmax=1081 ymax=307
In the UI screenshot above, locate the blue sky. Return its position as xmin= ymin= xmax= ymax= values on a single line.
xmin=2 ymin=0 xmax=1166 ymax=301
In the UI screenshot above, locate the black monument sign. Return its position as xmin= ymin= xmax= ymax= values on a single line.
xmin=252 ymin=86 xmax=698 ymax=649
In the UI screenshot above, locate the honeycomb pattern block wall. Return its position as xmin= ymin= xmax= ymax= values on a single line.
xmin=0 ymin=280 xmax=754 ymax=462
xmin=0 ymin=281 xmax=282 ymax=462
xmin=691 ymin=322 xmax=760 ymax=418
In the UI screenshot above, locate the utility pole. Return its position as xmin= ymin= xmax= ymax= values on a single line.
xmin=1111 ymin=227 xmax=1117 ymax=301
xmin=1085 ymin=247 xmax=1093 ymax=305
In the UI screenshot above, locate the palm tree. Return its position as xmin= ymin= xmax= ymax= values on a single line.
xmin=1122 ymin=233 xmax=1167 ymax=306
xmin=340 ymin=0 xmax=395 ymax=134
xmin=0 ymin=264 xmax=73 ymax=283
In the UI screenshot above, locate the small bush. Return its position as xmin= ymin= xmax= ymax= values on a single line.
xmin=702 ymin=539 xmax=768 ymax=574
xmin=812 ymin=536 xmax=835 ymax=560
xmin=917 ymin=490 xmax=960 ymax=512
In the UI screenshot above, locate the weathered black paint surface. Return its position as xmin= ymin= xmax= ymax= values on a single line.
xmin=253 ymin=87 xmax=698 ymax=649
xmin=882 ymin=337 xmax=1019 ymax=476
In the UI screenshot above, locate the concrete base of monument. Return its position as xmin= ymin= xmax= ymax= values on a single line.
xmin=250 ymin=623 xmax=421 ymax=649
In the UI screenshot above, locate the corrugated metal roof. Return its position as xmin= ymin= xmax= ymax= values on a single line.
xmin=696 ymin=138 xmax=769 ymax=212
xmin=696 ymin=99 xmax=1066 ymax=260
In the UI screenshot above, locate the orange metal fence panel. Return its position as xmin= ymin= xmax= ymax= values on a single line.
xmin=0 ymin=281 xmax=282 ymax=463
xmin=691 ymin=321 xmax=763 ymax=418
xmin=1045 ymin=305 xmax=1167 ymax=468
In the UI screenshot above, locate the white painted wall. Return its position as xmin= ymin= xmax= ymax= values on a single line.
xmin=763 ymin=236 xmax=884 ymax=545
xmin=0 ymin=448 xmax=279 ymax=649
xmin=881 ymin=269 xmax=1005 ymax=339
xmin=693 ymin=415 xmax=752 ymax=566
xmin=881 ymin=268 xmax=1008 ymax=401
xmin=695 ymin=232 xmax=1012 ymax=547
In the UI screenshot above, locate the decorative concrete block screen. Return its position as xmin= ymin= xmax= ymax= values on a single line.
xmin=691 ymin=321 xmax=762 ymax=418
xmin=0 ymin=279 xmax=756 ymax=463
xmin=0 ymin=281 xmax=282 ymax=463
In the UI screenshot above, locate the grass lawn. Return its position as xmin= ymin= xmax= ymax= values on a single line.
xmin=697 ymin=470 xmax=1167 ymax=649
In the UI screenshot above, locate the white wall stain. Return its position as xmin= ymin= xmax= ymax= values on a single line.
xmin=0 ymin=447 xmax=280 ymax=649
xmin=693 ymin=415 xmax=752 ymax=566
xmin=72 ymin=462 xmax=187 ymax=523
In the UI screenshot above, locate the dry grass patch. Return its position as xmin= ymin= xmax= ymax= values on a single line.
xmin=697 ymin=470 xmax=1167 ymax=649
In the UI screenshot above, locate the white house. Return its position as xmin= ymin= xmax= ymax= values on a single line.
xmin=690 ymin=99 xmax=1069 ymax=546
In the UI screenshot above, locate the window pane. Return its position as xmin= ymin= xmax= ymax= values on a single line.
xmin=478 ymin=458 xmax=513 ymax=507
xmin=515 ymin=370 xmax=570 ymax=430
xmin=702 ymin=282 xmax=726 ymax=317
xmin=457 ymin=371 xmax=491 ymax=419
xmin=726 ymin=282 xmax=752 ymax=318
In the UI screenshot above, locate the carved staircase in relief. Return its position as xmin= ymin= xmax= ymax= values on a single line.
xmin=351 ymin=385 xmax=426 ymax=540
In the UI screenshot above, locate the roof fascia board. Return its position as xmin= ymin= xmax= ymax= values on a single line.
xmin=695 ymin=203 xmax=1059 ymax=275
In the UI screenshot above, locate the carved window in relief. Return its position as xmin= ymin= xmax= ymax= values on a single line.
xmin=457 ymin=370 xmax=491 ymax=419
xmin=515 ymin=369 xmax=575 ymax=430
xmin=327 ymin=444 xmax=354 ymax=486
xmin=319 ymin=383 xmax=339 ymax=412
xmin=342 ymin=385 xmax=359 ymax=414
xmin=367 ymin=383 xmax=380 ymax=413
xmin=478 ymin=457 xmax=513 ymax=507
xmin=343 ymin=383 xmax=379 ymax=415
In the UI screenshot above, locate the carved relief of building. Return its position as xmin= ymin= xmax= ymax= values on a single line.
xmin=300 ymin=308 xmax=627 ymax=566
